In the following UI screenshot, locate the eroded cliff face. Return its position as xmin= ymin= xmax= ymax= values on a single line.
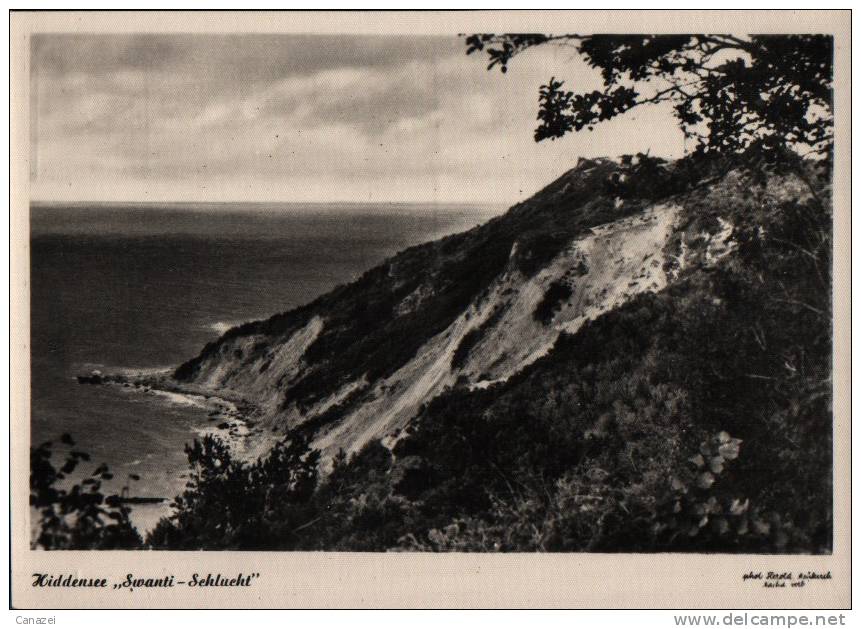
xmin=169 ymin=157 xmax=740 ymax=462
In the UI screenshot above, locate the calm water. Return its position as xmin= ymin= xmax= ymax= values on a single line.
xmin=30 ymin=202 xmax=499 ymax=534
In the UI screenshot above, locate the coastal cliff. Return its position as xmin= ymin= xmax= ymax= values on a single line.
xmin=167 ymin=154 xmax=817 ymax=463
xmin=116 ymin=150 xmax=831 ymax=552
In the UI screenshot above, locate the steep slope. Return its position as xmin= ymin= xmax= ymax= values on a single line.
xmin=147 ymin=153 xmax=832 ymax=553
xmin=380 ymin=160 xmax=832 ymax=553
xmin=165 ymin=155 xmax=794 ymax=462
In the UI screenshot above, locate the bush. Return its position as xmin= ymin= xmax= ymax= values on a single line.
xmin=30 ymin=435 xmax=142 ymax=549
xmin=147 ymin=433 xmax=320 ymax=550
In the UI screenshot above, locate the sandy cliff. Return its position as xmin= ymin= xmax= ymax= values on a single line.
xmin=166 ymin=156 xmax=749 ymax=462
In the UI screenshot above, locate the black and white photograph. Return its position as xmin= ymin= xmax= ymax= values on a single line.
xmin=10 ymin=10 xmax=851 ymax=610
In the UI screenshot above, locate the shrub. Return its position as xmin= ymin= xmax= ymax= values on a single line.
xmin=147 ymin=433 xmax=320 ymax=550
xmin=30 ymin=435 xmax=142 ymax=549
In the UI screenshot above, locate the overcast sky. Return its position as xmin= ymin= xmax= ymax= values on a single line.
xmin=30 ymin=34 xmax=686 ymax=205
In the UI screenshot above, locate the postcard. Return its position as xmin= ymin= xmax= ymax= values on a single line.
xmin=10 ymin=10 xmax=851 ymax=609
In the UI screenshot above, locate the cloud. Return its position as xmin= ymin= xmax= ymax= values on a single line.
xmin=30 ymin=34 xmax=685 ymax=204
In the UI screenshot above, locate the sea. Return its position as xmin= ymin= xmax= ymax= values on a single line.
xmin=30 ymin=201 xmax=501 ymax=535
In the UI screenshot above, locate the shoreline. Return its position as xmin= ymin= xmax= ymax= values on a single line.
xmin=84 ymin=369 xmax=270 ymax=456
xmin=75 ymin=368 xmax=273 ymax=536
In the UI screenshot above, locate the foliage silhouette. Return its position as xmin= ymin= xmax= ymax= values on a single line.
xmin=465 ymin=34 xmax=833 ymax=157
xmin=30 ymin=435 xmax=142 ymax=549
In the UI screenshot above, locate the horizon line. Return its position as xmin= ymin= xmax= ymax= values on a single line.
xmin=30 ymin=199 xmax=504 ymax=207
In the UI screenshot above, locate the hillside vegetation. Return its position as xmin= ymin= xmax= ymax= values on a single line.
xmin=145 ymin=149 xmax=831 ymax=553
xmin=32 ymin=148 xmax=832 ymax=553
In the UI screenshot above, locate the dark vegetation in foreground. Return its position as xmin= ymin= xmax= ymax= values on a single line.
xmin=30 ymin=435 xmax=142 ymax=549
xmin=31 ymin=150 xmax=832 ymax=553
